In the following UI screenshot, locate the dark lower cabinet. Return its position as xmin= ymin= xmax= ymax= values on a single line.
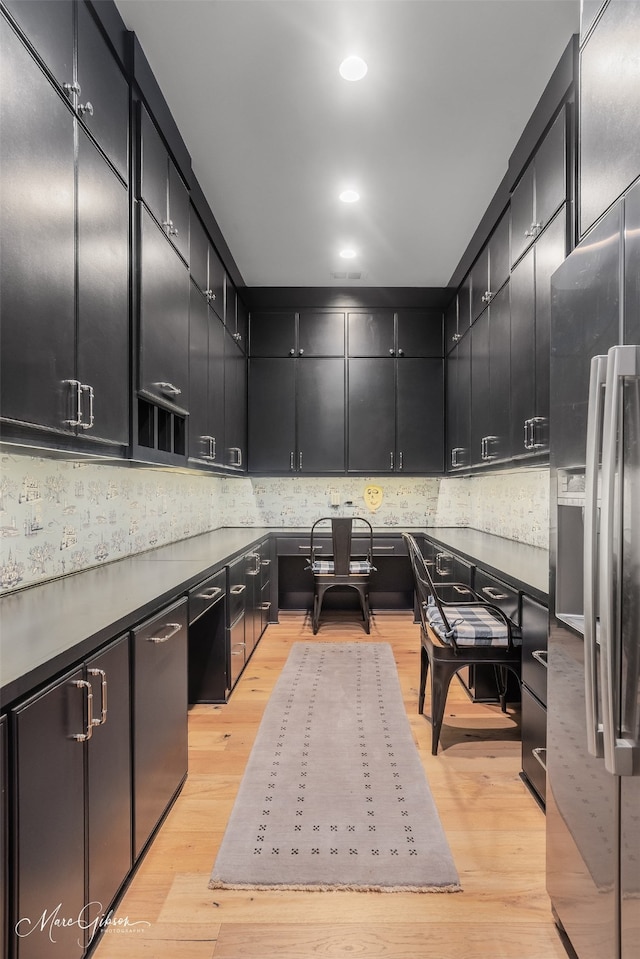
xmin=132 ymin=599 xmax=188 ymax=858
xmin=188 ymin=569 xmax=228 ymax=703
xmin=12 ymin=634 xmax=131 ymax=959
xmin=521 ymin=595 xmax=549 ymax=806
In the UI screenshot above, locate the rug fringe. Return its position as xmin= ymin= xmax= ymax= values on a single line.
xmin=208 ymin=879 xmax=462 ymax=894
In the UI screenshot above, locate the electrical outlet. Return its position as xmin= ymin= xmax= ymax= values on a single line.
xmin=330 ymin=491 xmax=340 ymax=507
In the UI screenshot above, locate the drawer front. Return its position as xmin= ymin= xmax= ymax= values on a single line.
xmin=277 ymin=536 xmax=328 ymax=556
xmin=134 ymin=598 xmax=188 ymax=647
xmin=188 ymin=568 xmax=226 ymax=625
xmin=474 ymin=569 xmax=520 ymax=625
xmin=228 ymin=556 xmax=247 ymax=623
xmin=521 ymin=685 xmax=547 ymax=806
xmin=521 ymin=595 xmax=548 ymax=705
xmin=229 ymin=616 xmax=246 ymax=687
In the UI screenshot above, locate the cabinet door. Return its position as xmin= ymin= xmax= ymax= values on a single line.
xmin=535 ymin=107 xmax=567 ymax=235
xmin=397 ymin=358 xmax=443 ymax=472
xmin=249 ymin=312 xmax=296 ymax=357
xmin=534 ymin=209 xmax=567 ymax=442
xmin=470 ymin=312 xmax=490 ymax=466
xmin=297 ymin=358 xmax=345 ymax=472
xmin=139 ymin=206 xmax=190 ymax=407
xmin=248 ymin=358 xmax=296 ymax=471
xmin=77 ymin=128 xmax=129 ymax=445
xmin=580 ymin=0 xmax=640 ymax=236
xmin=446 ymin=348 xmax=459 ymax=469
xmin=470 ymin=246 xmax=489 ymax=322
xmin=348 ymin=358 xmax=395 ymax=470
xmin=458 ymin=273 xmax=472 ymax=334
xmin=224 ymin=333 xmax=246 ymax=469
xmin=14 ymin=667 xmax=86 ymax=959
xmin=140 ymin=104 xmax=168 ymax=225
xmin=207 ymin=246 xmax=225 ymax=321
xmin=76 ymin=0 xmax=128 ymax=182
xmin=86 ymin=635 xmax=131 ymax=912
xmin=3 ymin=0 xmax=73 ymax=90
xmin=168 ymin=160 xmax=189 ymax=262
xmin=444 ymin=297 xmax=458 ymax=354
xmin=511 ymin=164 xmax=535 ymax=265
xmin=348 ymin=311 xmax=395 ymax=356
xmin=510 ymin=244 xmax=536 ymax=454
xmin=236 ymin=297 xmax=249 ymax=348
xmin=488 ymin=284 xmax=511 ymax=461
xmin=133 ymin=600 xmax=188 ymax=858
xmin=489 ymin=209 xmax=510 ymax=295
xmin=298 ymin=311 xmax=344 ymax=356
xmin=189 ymin=209 xmax=209 ymax=293
xmin=225 ymin=280 xmax=237 ymax=334
xmin=396 ymin=311 xmax=443 ymax=357
xmin=0 ymin=19 xmax=76 ymax=433
xmin=447 ymin=334 xmax=471 ymax=471
xmin=188 ymin=282 xmax=211 ymax=462
xmin=209 ymin=310 xmax=226 ymax=463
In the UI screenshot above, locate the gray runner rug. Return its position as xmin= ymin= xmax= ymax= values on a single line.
xmin=209 ymin=642 xmax=460 ymax=892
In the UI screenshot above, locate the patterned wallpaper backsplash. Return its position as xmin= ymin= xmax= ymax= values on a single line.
xmin=0 ymin=451 xmax=549 ymax=592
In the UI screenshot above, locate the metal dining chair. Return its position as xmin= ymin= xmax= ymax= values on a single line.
xmin=307 ymin=517 xmax=376 ymax=633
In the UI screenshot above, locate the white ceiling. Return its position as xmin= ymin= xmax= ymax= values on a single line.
xmin=114 ymin=0 xmax=580 ymax=289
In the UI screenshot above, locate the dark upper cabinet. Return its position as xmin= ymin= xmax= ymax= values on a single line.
xmin=225 ymin=277 xmax=237 ymax=335
xmin=236 ymin=297 xmax=249 ymax=349
xmin=1 ymin=19 xmax=128 ymax=448
xmin=224 ymin=332 xmax=247 ymax=470
xmin=250 ymin=311 xmax=344 ymax=357
xmin=447 ymin=331 xmax=471 ymax=471
xmin=470 ymin=289 xmax=511 ymax=466
xmin=297 ymin=358 xmax=345 ymax=472
xmin=348 ymin=311 xmax=395 ymax=356
xmin=348 ymin=358 xmax=396 ymax=471
xmin=248 ymin=359 xmax=296 ymax=471
xmin=75 ymin=1 xmax=128 ymax=181
xmin=489 ymin=210 xmax=510 ymax=296
xmin=248 ymin=357 xmax=344 ymax=472
xmin=189 ymin=208 xmax=226 ymax=322
xmin=470 ymin=246 xmax=490 ymax=323
xmin=140 ymin=103 xmax=189 ymax=262
xmin=3 ymin=1 xmax=128 ymax=181
xmin=77 ymin=128 xmax=129 ymax=446
xmin=444 ymin=297 xmax=459 ymax=354
xmin=188 ymin=282 xmax=225 ymax=466
xmin=0 ymin=18 xmax=76 ymax=434
xmin=397 ymin=358 xmax=444 ymax=473
xmin=580 ymin=0 xmax=640 ymax=238
xmin=139 ymin=205 xmax=190 ymax=410
xmin=2 ymin=0 xmax=74 ymax=88
xmin=511 ymin=207 xmax=567 ymax=457
xmin=511 ymin=107 xmax=567 ymax=265
xmin=348 ymin=310 xmax=441 ymax=357
xmin=458 ymin=273 xmax=472 ymax=334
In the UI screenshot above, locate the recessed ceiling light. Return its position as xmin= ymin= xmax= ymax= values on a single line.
xmin=339 ymin=56 xmax=368 ymax=82
xmin=339 ymin=248 xmax=357 ymax=259
xmin=339 ymin=189 xmax=360 ymax=203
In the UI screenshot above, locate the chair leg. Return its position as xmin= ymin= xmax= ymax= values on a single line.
xmin=418 ymin=645 xmax=429 ymax=714
xmin=363 ymin=589 xmax=370 ymax=634
xmin=495 ymin=665 xmax=508 ymax=712
xmin=312 ymin=588 xmax=322 ymax=634
xmin=429 ymin=662 xmax=459 ymax=756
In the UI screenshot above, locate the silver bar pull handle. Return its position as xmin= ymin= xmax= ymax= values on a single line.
xmin=148 ymin=622 xmax=182 ymax=644
xmin=153 ymin=381 xmax=182 ymax=397
xmin=73 ymin=680 xmax=94 ymax=741
xmin=481 ymin=585 xmax=508 ymax=600
xmin=600 ymin=345 xmax=640 ymax=776
xmin=390 ymin=451 xmax=394 ymax=469
xmin=79 ymin=383 xmax=94 ymax=430
xmin=584 ymin=355 xmax=608 ymax=758
xmin=230 ymin=584 xmax=246 ymax=595
xmin=399 ymin=451 xmax=403 ymax=470
xmin=196 ymin=587 xmax=223 ymax=601
xmin=64 ymin=379 xmax=83 ymax=427
xmin=453 ymin=585 xmax=472 ymax=595
xmin=299 ymin=451 xmax=303 ymax=470
xmin=532 ymin=650 xmax=548 ymax=669
xmin=260 ymin=602 xmax=272 ymax=611
xmin=87 ymin=668 xmax=108 ymax=725
xmin=290 ymin=451 xmax=295 ymax=470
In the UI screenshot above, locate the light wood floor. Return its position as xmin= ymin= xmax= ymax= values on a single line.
xmin=92 ymin=611 xmax=565 ymax=959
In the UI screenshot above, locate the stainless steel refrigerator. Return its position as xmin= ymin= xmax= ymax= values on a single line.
xmin=547 ymin=179 xmax=640 ymax=959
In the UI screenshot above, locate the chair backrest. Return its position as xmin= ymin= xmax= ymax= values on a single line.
xmin=311 ymin=517 xmax=374 ymax=574
xmin=402 ymin=532 xmax=453 ymax=635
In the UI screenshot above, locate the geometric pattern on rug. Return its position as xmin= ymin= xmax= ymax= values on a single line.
xmin=210 ymin=643 xmax=460 ymax=892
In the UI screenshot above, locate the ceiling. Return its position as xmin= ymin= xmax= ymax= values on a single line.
xmin=114 ymin=0 xmax=580 ymax=289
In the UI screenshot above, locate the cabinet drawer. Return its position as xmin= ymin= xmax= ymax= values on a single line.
xmin=188 ymin=569 xmax=226 ymax=625
xmin=521 ymin=595 xmax=548 ymax=705
xmin=277 ymin=536 xmax=327 ymax=556
xmin=474 ymin=569 xmax=520 ymax=625
xmin=521 ymin=685 xmax=547 ymax=806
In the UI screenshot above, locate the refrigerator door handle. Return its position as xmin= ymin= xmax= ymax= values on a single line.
xmin=584 ymin=354 xmax=608 ymax=758
xmin=600 ymin=344 xmax=640 ymax=776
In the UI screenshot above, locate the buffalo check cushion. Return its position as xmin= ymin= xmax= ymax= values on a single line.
xmin=425 ymin=600 xmax=521 ymax=647
xmin=310 ymin=560 xmax=374 ymax=574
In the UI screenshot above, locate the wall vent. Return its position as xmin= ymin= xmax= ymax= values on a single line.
xmin=330 ymin=271 xmax=364 ymax=280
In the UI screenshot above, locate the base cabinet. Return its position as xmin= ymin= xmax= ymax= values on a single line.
xmin=12 ymin=634 xmax=131 ymax=959
xmin=132 ymin=599 xmax=188 ymax=858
